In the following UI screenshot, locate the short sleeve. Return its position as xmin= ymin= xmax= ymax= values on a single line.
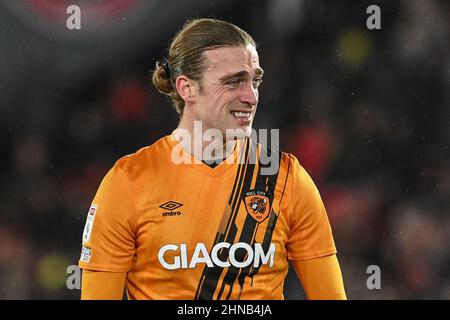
xmin=78 ymin=163 xmax=136 ymax=272
xmin=286 ymin=155 xmax=337 ymax=261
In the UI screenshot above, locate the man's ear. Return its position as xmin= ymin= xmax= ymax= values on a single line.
xmin=175 ymin=75 xmax=197 ymax=103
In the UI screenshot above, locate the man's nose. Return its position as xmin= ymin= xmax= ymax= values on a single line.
xmin=239 ymin=82 xmax=258 ymax=106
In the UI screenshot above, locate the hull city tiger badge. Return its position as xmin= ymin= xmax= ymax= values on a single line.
xmin=243 ymin=190 xmax=271 ymax=223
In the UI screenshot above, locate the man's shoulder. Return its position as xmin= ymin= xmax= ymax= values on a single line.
xmin=113 ymin=135 xmax=172 ymax=175
xmin=253 ymin=140 xmax=295 ymax=168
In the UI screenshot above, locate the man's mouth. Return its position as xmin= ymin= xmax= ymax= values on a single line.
xmin=231 ymin=111 xmax=252 ymax=119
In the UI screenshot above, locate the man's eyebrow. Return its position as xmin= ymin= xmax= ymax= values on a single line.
xmin=255 ymin=67 xmax=264 ymax=77
xmin=218 ymin=67 xmax=264 ymax=82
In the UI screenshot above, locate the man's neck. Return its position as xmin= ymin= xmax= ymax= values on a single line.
xmin=173 ymin=123 xmax=237 ymax=162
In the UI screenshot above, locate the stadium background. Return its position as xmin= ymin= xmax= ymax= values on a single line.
xmin=0 ymin=0 xmax=448 ymax=299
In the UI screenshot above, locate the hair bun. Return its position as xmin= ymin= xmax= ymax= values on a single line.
xmin=152 ymin=61 xmax=173 ymax=95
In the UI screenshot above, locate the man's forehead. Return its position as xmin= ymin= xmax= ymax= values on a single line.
xmin=203 ymin=45 xmax=260 ymax=74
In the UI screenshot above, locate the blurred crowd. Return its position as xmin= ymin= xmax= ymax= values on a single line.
xmin=0 ymin=0 xmax=448 ymax=299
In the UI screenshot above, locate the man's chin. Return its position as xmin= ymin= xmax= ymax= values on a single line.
xmin=224 ymin=126 xmax=253 ymax=140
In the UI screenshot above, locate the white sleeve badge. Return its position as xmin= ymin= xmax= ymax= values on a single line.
xmin=82 ymin=204 xmax=97 ymax=243
xmin=80 ymin=246 xmax=92 ymax=263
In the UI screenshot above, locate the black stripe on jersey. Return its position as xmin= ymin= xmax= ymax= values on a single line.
xmin=278 ymin=153 xmax=291 ymax=205
xmin=235 ymin=208 xmax=278 ymax=296
xmin=214 ymin=139 xmax=259 ymax=300
xmin=220 ymin=147 xmax=283 ymax=299
xmin=237 ymin=153 xmax=290 ymax=292
xmin=219 ymin=206 xmax=258 ymax=299
xmin=195 ymin=138 xmax=251 ymax=300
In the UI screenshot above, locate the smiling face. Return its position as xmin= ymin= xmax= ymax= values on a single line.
xmin=183 ymin=44 xmax=263 ymax=140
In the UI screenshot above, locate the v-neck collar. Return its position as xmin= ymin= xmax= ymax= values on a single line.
xmin=163 ymin=133 xmax=246 ymax=176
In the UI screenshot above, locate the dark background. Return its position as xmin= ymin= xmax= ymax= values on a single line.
xmin=0 ymin=0 xmax=448 ymax=299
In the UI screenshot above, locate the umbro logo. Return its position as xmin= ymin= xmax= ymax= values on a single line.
xmin=159 ymin=201 xmax=183 ymax=216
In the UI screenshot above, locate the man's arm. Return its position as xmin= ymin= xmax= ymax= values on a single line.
xmin=81 ymin=270 xmax=127 ymax=300
xmin=78 ymin=164 xmax=136 ymax=299
xmin=291 ymin=254 xmax=347 ymax=300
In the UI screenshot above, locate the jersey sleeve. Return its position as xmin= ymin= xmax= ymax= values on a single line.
xmin=286 ymin=154 xmax=337 ymax=261
xmin=78 ymin=161 xmax=136 ymax=272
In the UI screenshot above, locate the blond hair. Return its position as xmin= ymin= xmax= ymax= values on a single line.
xmin=152 ymin=18 xmax=256 ymax=116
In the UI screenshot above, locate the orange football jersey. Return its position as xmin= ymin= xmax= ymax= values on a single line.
xmin=78 ymin=134 xmax=337 ymax=299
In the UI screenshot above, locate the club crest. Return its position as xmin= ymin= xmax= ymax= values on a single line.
xmin=243 ymin=190 xmax=270 ymax=223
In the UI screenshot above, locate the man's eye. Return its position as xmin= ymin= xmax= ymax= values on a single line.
xmin=227 ymin=79 xmax=242 ymax=87
xmin=253 ymin=78 xmax=263 ymax=87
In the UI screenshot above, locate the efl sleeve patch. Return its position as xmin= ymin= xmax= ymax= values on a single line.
xmin=82 ymin=204 xmax=97 ymax=243
xmin=80 ymin=246 xmax=92 ymax=263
